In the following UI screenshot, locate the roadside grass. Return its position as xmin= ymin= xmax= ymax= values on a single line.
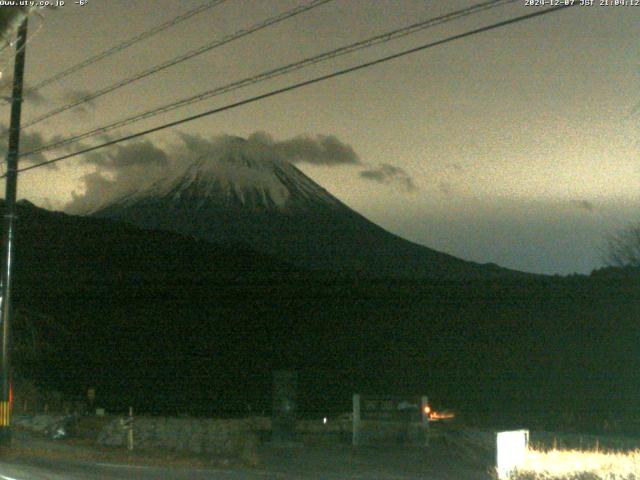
xmin=0 ymin=443 xmax=255 ymax=470
xmin=509 ymin=446 xmax=640 ymax=479
xmin=0 ymin=427 xmax=259 ymax=470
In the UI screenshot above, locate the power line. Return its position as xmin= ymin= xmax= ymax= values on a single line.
xmin=16 ymin=0 xmax=334 ymax=131
xmin=22 ymin=0 xmax=518 ymax=158
xmin=2 ymin=0 xmax=228 ymax=105
xmin=10 ymin=4 xmax=576 ymax=177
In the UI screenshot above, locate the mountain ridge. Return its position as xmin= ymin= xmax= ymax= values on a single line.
xmin=91 ymin=136 xmax=535 ymax=280
xmin=3 ymin=200 xmax=633 ymax=423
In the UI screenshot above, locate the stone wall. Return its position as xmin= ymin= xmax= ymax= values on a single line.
xmin=13 ymin=413 xmax=434 ymax=451
xmin=13 ymin=413 xmax=75 ymax=435
xmin=355 ymin=420 xmax=429 ymax=445
xmin=97 ymin=416 xmax=260 ymax=457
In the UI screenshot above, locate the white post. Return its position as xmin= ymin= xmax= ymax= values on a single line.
xmin=352 ymin=394 xmax=360 ymax=447
xmin=127 ymin=406 xmax=134 ymax=451
xmin=496 ymin=430 xmax=529 ymax=479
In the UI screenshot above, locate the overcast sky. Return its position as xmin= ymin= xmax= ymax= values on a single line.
xmin=0 ymin=0 xmax=637 ymax=275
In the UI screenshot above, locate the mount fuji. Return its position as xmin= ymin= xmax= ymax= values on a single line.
xmin=91 ymin=136 xmax=524 ymax=280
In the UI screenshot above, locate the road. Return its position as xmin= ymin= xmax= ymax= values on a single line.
xmin=0 ymin=430 xmax=493 ymax=479
xmin=0 ymin=445 xmax=492 ymax=479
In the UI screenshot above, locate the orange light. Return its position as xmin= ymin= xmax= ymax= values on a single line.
xmin=424 ymin=405 xmax=431 ymax=415
xmin=430 ymin=410 xmax=455 ymax=421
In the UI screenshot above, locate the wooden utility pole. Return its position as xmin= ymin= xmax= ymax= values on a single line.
xmin=0 ymin=17 xmax=28 ymax=445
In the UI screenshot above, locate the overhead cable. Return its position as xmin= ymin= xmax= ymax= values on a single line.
xmin=11 ymin=4 xmax=577 ymax=176
xmin=23 ymin=0 xmax=518 ymax=158
xmin=17 ymin=0 xmax=334 ymax=130
xmin=2 ymin=0 xmax=228 ymax=105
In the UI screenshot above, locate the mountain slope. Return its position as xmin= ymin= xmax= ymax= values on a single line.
xmin=10 ymin=199 xmax=304 ymax=300
xmin=3 ymin=201 xmax=637 ymax=425
xmin=92 ymin=136 xmax=528 ymax=280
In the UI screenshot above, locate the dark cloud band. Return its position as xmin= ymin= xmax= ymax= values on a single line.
xmin=359 ymin=163 xmax=416 ymax=192
xmin=65 ymin=131 xmax=360 ymax=213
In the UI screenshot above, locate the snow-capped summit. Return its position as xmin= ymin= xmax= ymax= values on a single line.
xmin=106 ymin=136 xmax=341 ymax=213
xmin=92 ymin=136 xmax=526 ymax=280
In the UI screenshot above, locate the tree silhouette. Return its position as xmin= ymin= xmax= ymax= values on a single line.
xmin=604 ymin=224 xmax=640 ymax=267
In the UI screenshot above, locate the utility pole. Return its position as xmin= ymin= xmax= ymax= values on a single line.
xmin=0 ymin=17 xmax=28 ymax=445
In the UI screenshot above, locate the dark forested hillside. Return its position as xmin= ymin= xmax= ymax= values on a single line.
xmin=5 ymin=201 xmax=640 ymax=432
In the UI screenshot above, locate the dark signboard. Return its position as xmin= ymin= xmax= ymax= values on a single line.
xmin=360 ymin=395 xmax=422 ymax=422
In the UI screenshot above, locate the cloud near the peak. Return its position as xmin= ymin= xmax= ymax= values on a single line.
xmin=64 ymin=131 xmax=360 ymax=214
xmin=359 ymin=163 xmax=417 ymax=192
xmin=247 ymin=132 xmax=360 ymax=166
xmin=0 ymin=124 xmax=67 ymax=169
xmin=573 ymin=199 xmax=595 ymax=213
xmin=61 ymin=88 xmax=98 ymax=114
xmin=67 ymin=171 xmax=118 ymax=215
xmin=174 ymin=131 xmax=360 ymax=167
xmin=65 ymin=139 xmax=171 ymax=214
xmin=81 ymin=140 xmax=170 ymax=169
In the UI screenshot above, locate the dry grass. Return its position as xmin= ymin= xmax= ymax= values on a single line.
xmin=3 ymin=428 xmax=259 ymax=470
xmin=0 ymin=443 xmax=256 ymax=470
xmin=510 ymin=447 xmax=640 ymax=479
